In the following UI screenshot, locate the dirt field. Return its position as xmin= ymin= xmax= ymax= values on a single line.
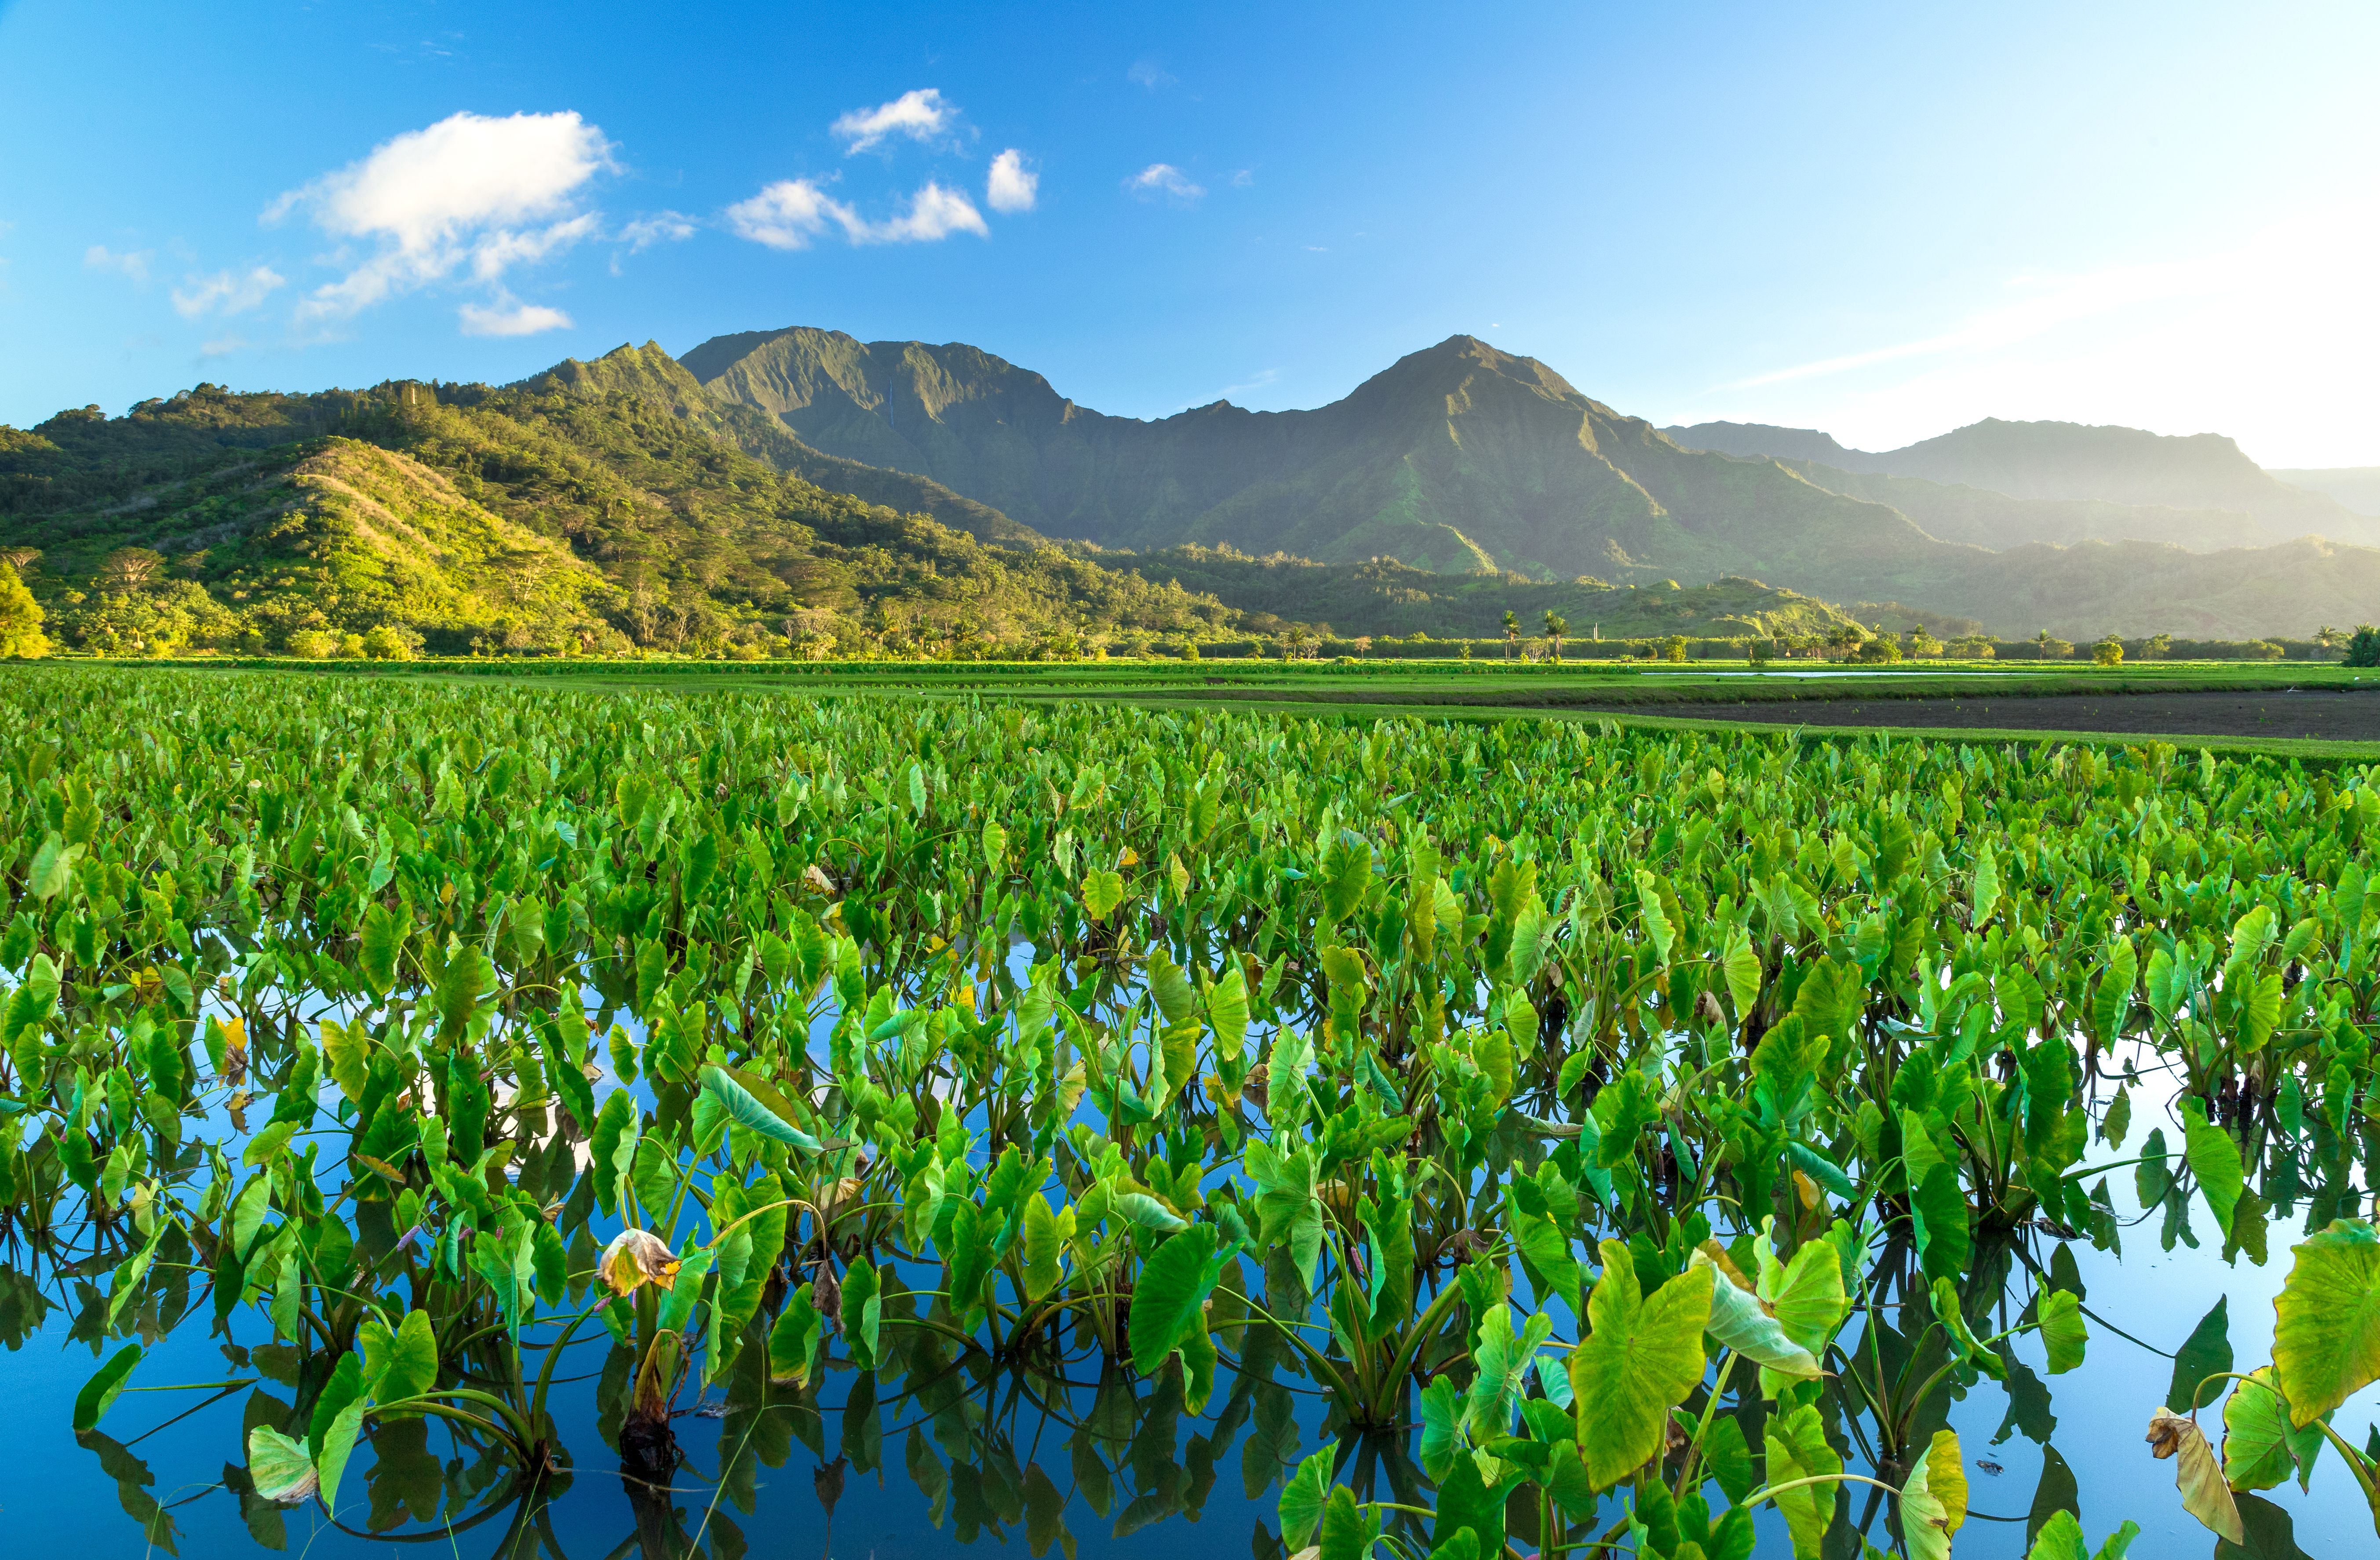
xmin=1585 ymin=688 xmax=2380 ymax=740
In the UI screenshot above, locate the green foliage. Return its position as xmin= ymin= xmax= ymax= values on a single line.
xmin=20 ymin=662 xmax=2380 ymax=1554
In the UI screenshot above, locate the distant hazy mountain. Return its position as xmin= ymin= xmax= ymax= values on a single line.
xmin=1667 ymin=416 xmax=2374 ymax=545
xmin=2271 ymin=468 xmax=2380 ymax=519
xmin=1771 ymin=460 xmax=2279 ymax=553
xmin=1664 ymin=421 xmax=1856 ymax=465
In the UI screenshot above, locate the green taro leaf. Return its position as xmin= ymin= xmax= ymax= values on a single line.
xmin=358 ymin=901 xmax=407 ymax=997
xmin=2180 ymin=1099 xmax=2243 ymax=1237
xmin=361 ymin=1309 xmax=438 ymax=1406
xmin=1568 ymin=1239 xmax=1712 ymax=1488
xmin=1971 ymin=842 xmax=2001 ymax=926
xmin=2220 ymin=1366 xmax=2324 ymax=1493
xmin=1721 ymin=923 xmax=1760 ymax=1021
xmin=2023 ymin=1510 xmax=2140 ymax=1560
xmin=1081 ymin=869 xmax=1126 ymax=920
xmin=700 ymin=1064 xmax=821 ymax=1151
xmin=2167 ymin=1296 xmax=2234 ymax=1414
xmin=1279 ymin=1446 xmax=1335 ymax=1549
xmin=1317 ymin=1482 xmax=1380 ymax=1560
xmin=1128 ymin=1223 xmax=1231 ymax=1377
xmin=1763 ymin=1401 xmax=1841 ymax=1558
xmin=73 ymin=1343 xmax=142 ymax=1432
xmin=2272 ymin=1219 xmax=2380 ymax=1428
xmin=2038 ymin=1288 xmax=2088 ymax=1375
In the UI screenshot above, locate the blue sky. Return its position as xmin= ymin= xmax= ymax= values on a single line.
xmin=3 ymin=0 xmax=2374 ymax=464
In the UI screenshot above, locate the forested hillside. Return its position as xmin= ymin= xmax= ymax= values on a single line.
xmin=0 ymin=354 xmax=1231 ymax=656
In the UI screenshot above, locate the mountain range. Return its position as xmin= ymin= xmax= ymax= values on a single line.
xmin=0 ymin=342 xmax=1852 ymax=657
xmin=686 ymin=327 xmax=2380 ymax=638
xmin=4 ymin=325 xmax=2373 ymax=652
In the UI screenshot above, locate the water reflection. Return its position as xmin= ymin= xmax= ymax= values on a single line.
xmin=5 ymin=1022 xmax=2374 ymax=1560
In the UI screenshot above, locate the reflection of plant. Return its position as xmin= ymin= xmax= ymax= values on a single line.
xmin=25 ymin=666 xmax=2380 ymax=1554
xmin=2154 ymin=1219 xmax=2380 ymax=1542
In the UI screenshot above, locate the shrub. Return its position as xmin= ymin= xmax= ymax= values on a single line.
xmin=285 ymin=629 xmax=340 ymax=659
xmin=2347 ymin=625 xmax=2380 ymax=668
xmin=0 ymin=561 xmax=51 ymax=659
xmin=2093 ymin=636 xmax=2123 ymax=667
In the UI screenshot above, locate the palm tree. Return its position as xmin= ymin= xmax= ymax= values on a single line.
xmin=1543 ymin=611 xmax=1568 ymax=663
xmin=1502 ymin=610 xmax=1520 ymax=660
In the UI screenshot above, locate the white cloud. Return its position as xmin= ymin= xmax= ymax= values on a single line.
xmin=869 ymin=181 xmax=988 ymax=243
xmin=1127 ymin=60 xmax=1175 ymax=90
xmin=1231 ymin=169 xmax=1254 ymax=187
xmin=172 ymin=265 xmax=285 ymax=318
xmin=831 ymin=89 xmax=954 ymax=153
xmin=726 ymin=177 xmax=988 ymax=248
xmin=85 ymin=244 xmax=155 ymax=284
xmin=459 ymin=295 xmax=573 ymax=336
xmin=268 ymin=109 xmax=612 ymax=325
xmin=986 ymin=150 xmax=1037 ymax=215
xmin=620 ymin=211 xmax=697 ymax=250
xmin=1124 ymin=163 xmax=1203 ymax=203
xmin=725 ymin=179 xmax=860 ymax=249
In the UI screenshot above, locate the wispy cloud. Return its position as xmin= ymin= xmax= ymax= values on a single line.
xmin=1127 ymin=59 xmax=1175 ymax=90
xmin=831 ymin=89 xmax=955 ymax=153
xmin=1222 ymin=368 xmax=1278 ymax=397
xmin=725 ymin=177 xmax=987 ymax=248
xmin=267 ymin=109 xmax=611 ymax=330
xmin=459 ymin=295 xmax=573 ymax=336
xmin=986 ymin=149 xmax=1037 ymax=215
xmin=1124 ymin=163 xmax=1203 ymax=203
xmin=172 ymin=265 xmax=285 ymax=318
xmin=85 ymin=244 xmax=155 ymax=284
xmin=619 ymin=211 xmax=697 ymax=251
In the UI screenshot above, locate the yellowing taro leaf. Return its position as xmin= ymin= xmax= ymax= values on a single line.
xmin=2221 ymin=1367 xmax=2325 ymax=1492
xmin=2144 ymin=1409 xmax=2243 ymax=1544
xmin=1758 ymin=1224 xmax=1852 ymax=1358
xmin=599 ymin=1229 xmax=682 ymax=1296
xmin=1569 ymin=1240 xmax=1713 ymax=1488
xmin=1688 ymin=1247 xmax=1819 ymax=1381
xmin=2272 ymin=1218 xmax=2380 ymax=1428
xmin=1899 ymin=1428 xmax=1968 ymax=1560
xmin=1764 ymin=1401 xmax=1841 ymax=1558
xmin=247 ymin=1425 xmax=319 ymax=1505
